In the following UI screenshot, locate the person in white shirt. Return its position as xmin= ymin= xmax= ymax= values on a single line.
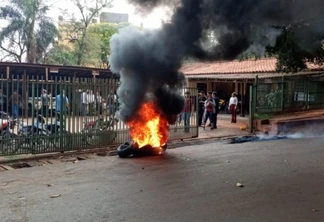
xmin=88 ymin=90 xmax=95 ymax=116
xmin=107 ymin=90 xmax=117 ymax=116
xmin=81 ymin=90 xmax=88 ymax=116
xmin=229 ymin=92 xmax=238 ymax=123
xmin=96 ymin=91 xmax=102 ymax=115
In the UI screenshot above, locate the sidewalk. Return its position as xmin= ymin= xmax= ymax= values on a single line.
xmin=256 ymin=109 xmax=324 ymax=134
xmin=198 ymin=114 xmax=249 ymax=139
xmin=270 ymin=110 xmax=324 ymax=122
xmin=0 ymin=114 xmax=250 ymax=164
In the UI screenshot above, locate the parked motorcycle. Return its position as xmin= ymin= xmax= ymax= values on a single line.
xmin=0 ymin=112 xmax=18 ymax=155
xmin=17 ymin=114 xmax=52 ymax=153
xmin=17 ymin=114 xmax=71 ymax=153
xmin=218 ymin=99 xmax=228 ymax=111
xmin=81 ymin=117 xmax=118 ymax=145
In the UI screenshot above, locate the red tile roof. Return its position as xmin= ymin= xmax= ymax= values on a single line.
xmin=180 ymin=58 xmax=324 ymax=75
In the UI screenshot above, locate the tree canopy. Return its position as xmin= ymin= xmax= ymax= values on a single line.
xmin=44 ymin=22 xmax=123 ymax=68
xmin=0 ymin=0 xmax=57 ymax=63
xmin=266 ymin=23 xmax=324 ymax=73
xmin=63 ymin=0 xmax=113 ymax=66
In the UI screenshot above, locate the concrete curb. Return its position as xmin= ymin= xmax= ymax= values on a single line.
xmin=0 ymin=133 xmax=251 ymax=165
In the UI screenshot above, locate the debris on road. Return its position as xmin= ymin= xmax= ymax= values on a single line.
xmin=96 ymin=152 xmax=107 ymax=157
xmin=0 ymin=165 xmax=15 ymax=171
xmin=236 ymin=183 xmax=244 ymax=187
xmin=50 ymin=194 xmax=61 ymax=198
xmin=73 ymin=160 xmax=79 ymax=163
xmin=77 ymin=156 xmax=87 ymax=161
xmin=312 ymin=209 xmax=320 ymax=212
xmin=47 ymin=184 xmax=54 ymax=187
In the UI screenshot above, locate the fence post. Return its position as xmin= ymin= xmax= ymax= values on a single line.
xmin=281 ymin=75 xmax=285 ymax=113
xmin=249 ymin=85 xmax=254 ymax=133
xmin=196 ymin=88 xmax=199 ymax=128
xmin=253 ymin=75 xmax=258 ymax=115
xmin=306 ymin=76 xmax=310 ymax=109
xmin=23 ymin=69 xmax=28 ymax=118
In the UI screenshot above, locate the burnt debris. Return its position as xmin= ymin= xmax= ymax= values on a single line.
xmin=117 ymin=142 xmax=168 ymax=158
xmin=229 ymin=135 xmax=288 ymax=144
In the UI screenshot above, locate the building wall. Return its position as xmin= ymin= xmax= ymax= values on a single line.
xmin=100 ymin=12 xmax=129 ymax=24
xmin=187 ymin=79 xmax=235 ymax=98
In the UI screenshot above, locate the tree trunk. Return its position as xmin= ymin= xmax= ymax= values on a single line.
xmin=77 ymin=30 xmax=88 ymax=65
xmin=26 ymin=15 xmax=37 ymax=63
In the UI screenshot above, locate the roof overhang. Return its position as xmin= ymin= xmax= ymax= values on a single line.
xmin=185 ymin=71 xmax=324 ymax=80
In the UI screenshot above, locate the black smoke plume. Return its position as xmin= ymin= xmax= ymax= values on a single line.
xmin=110 ymin=0 xmax=324 ymax=122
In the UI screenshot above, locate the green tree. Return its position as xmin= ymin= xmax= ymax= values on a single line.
xmin=43 ymin=23 xmax=123 ymax=67
xmin=63 ymin=0 xmax=113 ymax=66
xmin=266 ymin=24 xmax=324 ymax=73
xmin=87 ymin=23 xmax=125 ymax=68
xmin=0 ymin=0 xmax=57 ymax=63
xmin=43 ymin=44 xmax=77 ymax=66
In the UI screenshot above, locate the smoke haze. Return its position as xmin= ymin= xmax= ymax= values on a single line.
xmin=110 ymin=0 xmax=324 ymax=122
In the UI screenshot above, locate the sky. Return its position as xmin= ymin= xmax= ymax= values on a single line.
xmin=48 ymin=0 xmax=170 ymax=29
xmin=0 ymin=0 xmax=170 ymax=59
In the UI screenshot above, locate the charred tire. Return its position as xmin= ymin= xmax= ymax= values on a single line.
xmin=133 ymin=144 xmax=166 ymax=157
xmin=117 ymin=142 xmax=134 ymax=158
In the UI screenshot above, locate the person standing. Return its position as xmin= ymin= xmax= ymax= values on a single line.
xmin=56 ymin=90 xmax=69 ymax=116
xmin=88 ymin=90 xmax=95 ymax=116
xmin=202 ymin=92 xmax=216 ymax=130
xmin=182 ymin=91 xmax=192 ymax=133
xmin=198 ymin=91 xmax=207 ymax=127
xmin=229 ymin=92 xmax=238 ymax=123
xmin=212 ymin=91 xmax=220 ymax=129
xmin=8 ymin=90 xmax=22 ymax=120
xmin=107 ymin=90 xmax=116 ymax=117
xmin=41 ymin=89 xmax=49 ymax=117
xmin=81 ymin=90 xmax=88 ymax=116
xmin=0 ymin=89 xmax=7 ymax=112
xmin=96 ymin=91 xmax=103 ymax=115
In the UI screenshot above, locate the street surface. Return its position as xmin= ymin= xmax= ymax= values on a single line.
xmin=1 ymin=137 xmax=324 ymax=222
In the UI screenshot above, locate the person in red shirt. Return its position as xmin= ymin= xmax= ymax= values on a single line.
xmin=182 ymin=91 xmax=192 ymax=133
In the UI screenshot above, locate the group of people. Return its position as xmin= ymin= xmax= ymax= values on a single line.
xmin=179 ymin=90 xmax=239 ymax=132
xmin=81 ymin=89 xmax=117 ymax=116
xmin=198 ymin=91 xmax=220 ymax=130
xmin=198 ymin=91 xmax=239 ymax=130
xmin=0 ymin=87 xmax=118 ymax=121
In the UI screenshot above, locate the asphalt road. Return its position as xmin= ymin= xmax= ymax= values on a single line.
xmin=1 ymin=137 xmax=324 ymax=222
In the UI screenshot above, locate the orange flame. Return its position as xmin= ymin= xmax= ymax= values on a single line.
xmin=128 ymin=102 xmax=169 ymax=148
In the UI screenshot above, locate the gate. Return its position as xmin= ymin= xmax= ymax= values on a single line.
xmin=0 ymin=73 xmax=198 ymax=156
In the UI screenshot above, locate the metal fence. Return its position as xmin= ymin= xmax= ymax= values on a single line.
xmin=254 ymin=75 xmax=324 ymax=115
xmin=0 ymin=74 xmax=198 ymax=156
